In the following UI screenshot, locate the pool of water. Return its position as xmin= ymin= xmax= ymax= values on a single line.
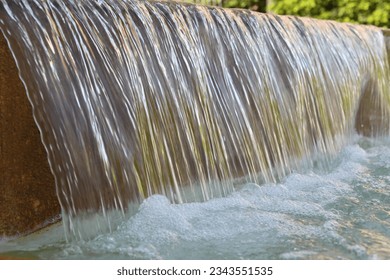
xmin=1 ymin=135 xmax=390 ymax=259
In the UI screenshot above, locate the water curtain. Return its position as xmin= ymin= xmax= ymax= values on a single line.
xmin=0 ymin=0 xmax=389 ymax=239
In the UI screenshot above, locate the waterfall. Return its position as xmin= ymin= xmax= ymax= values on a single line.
xmin=0 ymin=0 xmax=389 ymax=240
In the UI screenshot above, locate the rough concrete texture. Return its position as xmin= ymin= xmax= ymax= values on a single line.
xmin=0 ymin=32 xmax=60 ymax=238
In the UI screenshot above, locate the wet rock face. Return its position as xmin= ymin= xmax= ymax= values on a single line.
xmin=0 ymin=33 xmax=60 ymax=238
xmin=355 ymin=30 xmax=390 ymax=137
xmin=355 ymin=75 xmax=389 ymax=137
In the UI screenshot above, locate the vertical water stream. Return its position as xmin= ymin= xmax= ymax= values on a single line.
xmin=0 ymin=0 xmax=388 ymax=239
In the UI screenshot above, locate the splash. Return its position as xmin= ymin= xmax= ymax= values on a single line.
xmin=0 ymin=0 xmax=389 ymax=239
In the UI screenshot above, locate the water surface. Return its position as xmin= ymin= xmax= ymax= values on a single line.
xmin=1 ymin=135 xmax=389 ymax=259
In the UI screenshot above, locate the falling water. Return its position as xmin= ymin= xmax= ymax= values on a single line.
xmin=0 ymin=0 xmax=389 ymax=240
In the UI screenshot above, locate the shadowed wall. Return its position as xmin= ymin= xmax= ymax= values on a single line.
xmin=354 ymin=29 xmax=390 ymax=136
xmin=0 ymin=32 xmax=60 ymax=238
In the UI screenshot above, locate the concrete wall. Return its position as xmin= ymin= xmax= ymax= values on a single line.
xmin=0 ymin=28 xmax=389 ymax=238
xmin=0 ymin=32 xmax=60 ymax=238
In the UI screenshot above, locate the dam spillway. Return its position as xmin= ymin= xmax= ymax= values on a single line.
xmin=0 ymin=0 xmax=389 ymax=240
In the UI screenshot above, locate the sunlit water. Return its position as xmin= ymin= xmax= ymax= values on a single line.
xmin=1 ymin=135 xmax=389 ymax=259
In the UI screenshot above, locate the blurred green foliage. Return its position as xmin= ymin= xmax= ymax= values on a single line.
xmin=221 ymin=0 xmax=267 ymax=11
xmin=189 ymin=1 xmax=388 ymax=28
xmin=267 ymin=0 xmax=389 ymax=28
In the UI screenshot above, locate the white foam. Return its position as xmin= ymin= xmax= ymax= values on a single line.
xmin=2 ymin=136 xmax=390 ymax=259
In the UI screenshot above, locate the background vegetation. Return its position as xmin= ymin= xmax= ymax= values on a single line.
xmin=193 ymin=0 xmax=389 ymax=28
xmin=267 ymin=0 xmax=389 ymax=28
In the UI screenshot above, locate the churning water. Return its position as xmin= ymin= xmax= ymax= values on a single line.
xmin=0 ymin=0 xmax=389 ymax=259
xmin=1 ymin=135 xmax=390 ymax=259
